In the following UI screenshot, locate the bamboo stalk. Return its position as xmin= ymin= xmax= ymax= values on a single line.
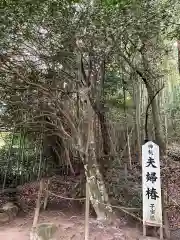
xmin=20 ymin=131 xmax=25 ymax=185
xmin=3 ymin=129 xmax=15 ymax=190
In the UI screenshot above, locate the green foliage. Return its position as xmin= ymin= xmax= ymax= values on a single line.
xmin=0 ymin=0 xmax=179 ymax=214
xmin=0 ymin=132 xmax=53 ymax=186
xmin=102 ymin=0 xmax=133 ymax=8
xmin=104 ymin=71 xmax=134 ymax=110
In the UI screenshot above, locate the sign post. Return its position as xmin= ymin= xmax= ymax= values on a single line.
xmin=142 ymin=141 xmax=163 ymax=239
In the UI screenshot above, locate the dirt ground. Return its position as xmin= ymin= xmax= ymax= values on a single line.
xmin=0 ymin=210 xmax=142 ymax=240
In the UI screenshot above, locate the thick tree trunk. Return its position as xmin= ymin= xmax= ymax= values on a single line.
xmin=81 ymin=114 xmax=113 ymax=221
xmin=140 ymin=43 xmax=166 ymax=152
xmin=177 ymin=40 xmax=180 ymax=75
xmin=92 ymin=59 xmax=111 ymax=170
xmin=133 ymin=79 xmax=141 ymax=162
xmin=84 ymin=149 xmax=113 ymax=220
xmin=97 ymin=111 xmax=110 ymax=156
xmin=92 ymin=102 xmax=111 ymax=172
xmin=79 ymin=100 xmax=113 ymax=221
xmin=146 ymin=85 xmax=166 ymax=151
xmin=77 ymin=53 xmax=113 ymax=221
xmin=98 ymin=60 xmax=111 ymax=157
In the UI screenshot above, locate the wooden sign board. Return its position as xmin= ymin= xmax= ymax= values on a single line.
xmin=142 ymin=141 xmax=163 ymax=239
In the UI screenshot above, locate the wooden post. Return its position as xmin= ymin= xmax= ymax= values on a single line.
xmin=32 ymin=179 xmax=44 ymax=227
xmin=127 ymin=133 xmax=132 ymax=169
xmin=143 ymin=224 xmax=146 ymax=237
xmin=124 ymin=163 xmax=128 ymax=182
xmin=160 ymin=226 xmax=163 ymax=240
xmin=44 ymin=179 xmax=50 ymax=210
xmin=85 ymin=182 xmax=90 ymax=240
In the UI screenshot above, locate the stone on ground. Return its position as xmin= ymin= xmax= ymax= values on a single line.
xmin=30 ymin=223 xmax=58 ymax=240
xmin=0 ymin=202 xmax=19 ymax=223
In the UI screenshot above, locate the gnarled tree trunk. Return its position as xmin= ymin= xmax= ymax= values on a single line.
xmin=78 ymin=98 xmax=113 ymax=220
xmin=84 ymin=142 xmax=113 ymax=221
xmin=77 ymin=52 xmax=113 ymax=221
xmin=146 ymin=84 xmax=166 ymax=151
xmin=177 ymin=40 xmax=180 ymax=75
xmin=81 ymin=112 xmax=113 ymax=221
xmin=92 ymin=59 xmax=111 ymax=172
xmin=97 ymin=111 xmax=110 ymax=156
xmin=133 ymin=78 xmax=141 ymax=162
xmin=140 ymin=43 xmax=166 ymax=152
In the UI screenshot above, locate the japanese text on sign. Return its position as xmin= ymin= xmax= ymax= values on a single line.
xmin=142 ymin=141 xmax=162 ymax=226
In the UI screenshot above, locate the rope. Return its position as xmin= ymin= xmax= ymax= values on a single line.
xmin=47 ymin=190 xmax=86 ymax=201
xmin=47 ymin=190 xmax=142 ymax=222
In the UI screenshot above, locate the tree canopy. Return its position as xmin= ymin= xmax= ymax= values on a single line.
xmin=0 ymin=0 xmax=180 ymax=223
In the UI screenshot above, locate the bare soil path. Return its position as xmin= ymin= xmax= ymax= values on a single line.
xmin=0 ymin=210 xmax=142 ymax=240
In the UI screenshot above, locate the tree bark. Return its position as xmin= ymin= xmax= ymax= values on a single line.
xmin=118 ymin=49 xmax=166 ymax=151
xmin=177 ymin=40 xmax=180 ymax=75
xmin=92 ymin=59 xmax=111 ymax=170
xmin=97 ymin=111 xmax=110 ymax=156
xmin=80 ymin=104 xmax=113 ymax=221
xmin=146 ymin=84 xmax=166 ymax=151
xmin=83 ymin=136 xmax=113 ymax=221
xmin=98 ymin=60 xmax=111 ymax=157
xmin=77 ymin=53 xmax=113 ymax=221
xmin=133 ymin=78 xmax=141 ymax=162
xmin=140 ymin=44 xmax=166 ymax=152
